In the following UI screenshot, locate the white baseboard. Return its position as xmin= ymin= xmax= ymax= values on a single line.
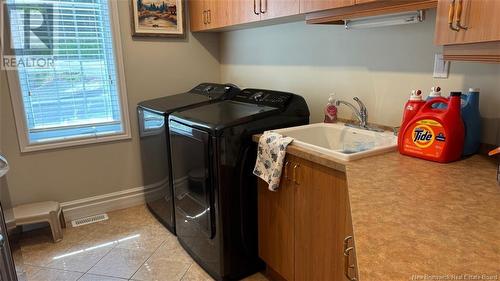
xmin=60 ymin=179 xmax=167 ymax=221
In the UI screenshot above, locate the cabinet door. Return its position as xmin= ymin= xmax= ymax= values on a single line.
xmin=189 ymin=0 xmax=206 ymax=32
xmin=300 ymin=0 xmax=354 ymax=13
xmin=258 ymin=156 xmax=295 ymax=281
xmin=294 ymin=157 xmax=349 ymax=281
xmin=343 ymin=204 xmax=359 ymax=281
xmin=205 ymin=0 xmax=229 ymax=29
xmin=227 ymin=0 xmax=261 ymax=26
xmin=260 ymin=0 xmax=300 ymax=20
xmin=435 ymin=0 xmax=500 ymax=45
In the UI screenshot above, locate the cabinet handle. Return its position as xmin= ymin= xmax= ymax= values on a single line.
xmin=293 ymin=163 xmax=300 ymax=185
xmin=343 ymin=236 xmax=357 ymax=281
xmin=207 ymin=9 xmax=211 ymax=24
xmin=203 ymin=10 xmax=207 ymax=24
xmin=344 ymin=247 xmax=357 ymax=281
xmin=455 ymin=0 xmax=468 ymax=30
xmin=448 ymin=0 xmax=460 ymax=31
xmin=344 ymin=235 xmax=353 ymax=248
xmin=283 ymin=161 xmax=290 ymax=180
xmin=260 ymin=0 xmax=267 ymax=13
xmin=253 ymin=0 xmax=260 ymax=15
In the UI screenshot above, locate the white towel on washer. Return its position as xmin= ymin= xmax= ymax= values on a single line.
xmin=253 ymin=131 xmax=293 ymax=191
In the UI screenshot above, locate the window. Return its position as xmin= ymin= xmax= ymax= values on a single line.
xmin=5 ymin=0 xmax=130 ymax=152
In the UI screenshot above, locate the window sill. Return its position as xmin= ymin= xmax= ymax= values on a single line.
xmin=20 ymin=133 xmax=132 ymax=153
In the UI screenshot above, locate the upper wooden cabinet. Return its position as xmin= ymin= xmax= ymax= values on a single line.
xmin=189 ymin=0 xmax=206 ymax=32
xmin=435 ymin=0 xmax=500 ymax=45
xmin=306 ymin=0 xmax=437 ymax=24
xmin=189 ymin=0 xmax=300 ymax=31
xmin=261 ymin=0 xmax=301 ymax=20
xmin=434 ymin=0 xmax=500 ymax=62
xmin=300 ymin=0 xmax=354 ymax=14
xmin=189 ymin=0 xmax=438 ymax=32
xmin=226 ymin=0 xmax=260 ymax=26
xmin=189 ymin=0 xmax=228 ymax=32
xmin=258 ymin=154 xmax=354 ymax=281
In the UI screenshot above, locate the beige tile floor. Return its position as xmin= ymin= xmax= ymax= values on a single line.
xmin=12 ymin=205 xmax=269 ymax=281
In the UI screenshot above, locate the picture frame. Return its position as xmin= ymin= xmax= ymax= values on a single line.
xmin=130 ymin=0 xmax=186 ymax=38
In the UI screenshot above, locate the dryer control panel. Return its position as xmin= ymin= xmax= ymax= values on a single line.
xmin=233 ymin=89 xmax=292 ymax=108
xmin=191 ymin=83 xmax=240 ymax=99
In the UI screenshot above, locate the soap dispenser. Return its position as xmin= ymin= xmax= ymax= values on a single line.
xmin=324 ymin=94 xmax=338 ymax=123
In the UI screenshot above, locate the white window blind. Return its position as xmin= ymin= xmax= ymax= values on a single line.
xmin=7 ymin=0 xmax=126 ymax=145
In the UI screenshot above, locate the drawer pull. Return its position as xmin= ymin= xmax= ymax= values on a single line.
xmin=293 ymin=163 xmax=300 ymax=185
xmin=203 ymin=10 xmax=207 ymax=24
xmin=448 ymin=0 xmax=460 ymax=31
xmin=455 ymin=0 xmax=468 ymax=30
xmin=260 ymin=0 xmax=267 ymax=14
xmin=283 ymin=161 xmax=290 ymax=180
xmin=253 ymin=0 xmax=260 ymax=15
xmin=344 ymin=236 xmax=357 ymax=281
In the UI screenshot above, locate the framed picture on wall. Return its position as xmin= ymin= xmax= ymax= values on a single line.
xmin=130 ymin=0 xmax=185 ymax=38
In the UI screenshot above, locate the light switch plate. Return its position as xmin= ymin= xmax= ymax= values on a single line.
xmin=433 ymin=53 xmax=449 ymax=78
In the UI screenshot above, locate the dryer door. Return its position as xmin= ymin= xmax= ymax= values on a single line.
xmin=170 ymin=121 xmax=215 ymax=240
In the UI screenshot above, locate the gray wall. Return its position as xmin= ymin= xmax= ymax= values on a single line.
xmin=0 ymin=1 xmax=221 ymax=205
xmin=220 ymin=10 xmax=500 ymax=143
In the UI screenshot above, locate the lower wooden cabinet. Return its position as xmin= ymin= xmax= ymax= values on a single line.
xmin=258 ymin=156 xmax=295 ymax=281
xmin=258 ymin=154 xmax=357 ymax=281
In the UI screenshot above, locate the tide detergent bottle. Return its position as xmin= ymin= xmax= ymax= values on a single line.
xmin=400 ymin=90 xmax=425 ymax=129
xmin=398 ymin=92 xmax=465 ymax=163
xmin=398 ymin=89 xmax=425 ymax=149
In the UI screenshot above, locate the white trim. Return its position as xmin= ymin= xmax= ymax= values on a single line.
xmin=61 ymin=178 xmax=168 ymax=221
xmin=4 ymin=0 xmax=132 ymax=153
xmin=108 ymin=0 xmax=131 ymax=145
xmin=19 ymin=134 xmax=132 ymax=153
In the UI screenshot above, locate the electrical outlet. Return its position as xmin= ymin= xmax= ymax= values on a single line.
xmin=433 ymin=53 xmax=450 ymax=79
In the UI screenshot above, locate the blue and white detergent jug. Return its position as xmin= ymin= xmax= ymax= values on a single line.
xmin=462 ymin=88 xmax=481 ymax=156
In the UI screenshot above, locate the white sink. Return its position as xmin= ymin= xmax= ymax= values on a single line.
xmin=273 ymin=123 xmax=397 ymax=161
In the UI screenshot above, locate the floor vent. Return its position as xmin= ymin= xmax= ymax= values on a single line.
xmin=71 ymin=213 xmax=109 ymax=227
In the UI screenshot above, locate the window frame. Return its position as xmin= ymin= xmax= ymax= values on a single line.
xmin=5 ymin=0 xmax=131 ymax=153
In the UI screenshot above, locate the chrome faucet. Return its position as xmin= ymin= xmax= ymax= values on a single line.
xmin=335 ymin=97 xmax=384 ymax=132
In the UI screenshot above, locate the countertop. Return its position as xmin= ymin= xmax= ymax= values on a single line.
xmin=254 ymin=134 xmax=500 ymax=280
xmin=347 ymin=152 xmax=500 ymax=280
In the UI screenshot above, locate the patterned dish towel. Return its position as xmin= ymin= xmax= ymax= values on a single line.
xmin=253 ymin=131 xmax=294 ymax=191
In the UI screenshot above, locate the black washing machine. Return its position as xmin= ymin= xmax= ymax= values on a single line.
xmin=137 ymin=83 xmax=239 ymax=234
xmin=168 ymin=89 xmax=309 ymax=280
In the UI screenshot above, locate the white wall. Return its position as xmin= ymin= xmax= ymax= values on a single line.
xmin=0 ymin=0 xmax=221 ymax=205
xmin=220 ymin=10 xmax=500 ymax=144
